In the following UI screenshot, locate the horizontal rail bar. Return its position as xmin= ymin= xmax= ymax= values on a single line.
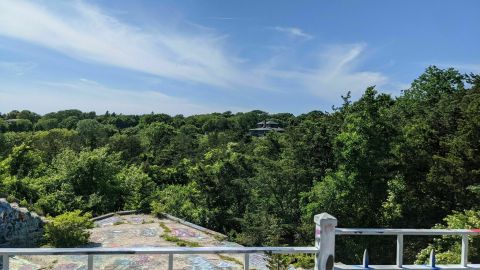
xmin=335 ymin=264 xmax=480 ymax=270
xmin=336 ymin=228 xmax=480 ymax=235
xmin=0 ymin=246 xmax=317 ymax=256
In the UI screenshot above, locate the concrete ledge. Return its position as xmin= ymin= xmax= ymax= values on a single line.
xmin=91 ymin=210 xmax=139 ymax=221
xmin=90 ymin=210 xmax=227 ymax=240
xmin=161 ymin=213 xmax=227 ymax=239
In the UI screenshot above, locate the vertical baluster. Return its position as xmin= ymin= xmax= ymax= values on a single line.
xmin=461 ymin=234 xmax=468 ymax=267
xmin=362 ymin=249 xmax=369 ymax=269
xmin=168 ymin=254 xmax=173 ymax=270
xmin=87 ymin=254 xmax=93 ymax=270
xmin=396 ymin=234 xmax=403 ymax=268
xmin=429 ymin=249 xmax=436 ymax=268
xmin=2 ymin=255 xmax=9 ymax=270
xmin=244 ymin=253 xmax=250 ymax=270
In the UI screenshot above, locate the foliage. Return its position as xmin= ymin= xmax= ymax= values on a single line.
xmin=416 ymin=210 xmax=480 ymax=264
xmin=151 ymin=182 xmax=212 ymax=226
xmin=159 ymin=221 xmax=201 ymax=247
xmin=266 ymin=253 xmax=291 ymax=270
xmin=118 ymin=165 xmax=156 ymax=211
xmin=0 ymin=66 xmax=479 ymax=264
xmin=44 ymin=210 xmax=93 ymax=247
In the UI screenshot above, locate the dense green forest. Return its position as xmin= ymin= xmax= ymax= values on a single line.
xmin=1 ymin=66 xmax=479 ymax=264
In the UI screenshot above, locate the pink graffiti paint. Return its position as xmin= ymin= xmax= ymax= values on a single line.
xmin=173 ymin=228 xmax=198 ymax=237
xmin=470 ymin=229 xmax=480 ymax=232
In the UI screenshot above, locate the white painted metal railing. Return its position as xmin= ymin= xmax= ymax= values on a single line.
xmin=0 ymin=246 xmax=317 ymax=270
xmin=335 ymin=228 xmax=480 ymax=270
xmin=1 ymin=213 xmax=479 ymax=270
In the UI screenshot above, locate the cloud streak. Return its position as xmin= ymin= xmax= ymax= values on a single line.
xmin=0 ymin=61 xmax=37 ymax=75
xmin=271 ymin=26 xmax=313 ymax=40
xmin=0 ymin=0 xmax=250 ymax=88
xmin=0 ymin=0 xmax=392 ymax=112
xmin=258 ymin=43 xmax=388 ymax=101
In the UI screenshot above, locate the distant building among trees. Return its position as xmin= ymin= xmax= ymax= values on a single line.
xmin=249 ymin=120 xmax=285 ymax=136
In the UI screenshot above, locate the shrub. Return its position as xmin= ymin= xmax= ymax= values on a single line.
xmin=415 ymin=210 xmax=480 ymax=264
xmin=150 ymin=182 xmax=212 ymax=225
xmin=44 ymin=210 xmax=93 ymax=247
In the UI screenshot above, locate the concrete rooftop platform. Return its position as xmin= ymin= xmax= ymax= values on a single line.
xmin=9 ymin=214 xmax=270 ymax=270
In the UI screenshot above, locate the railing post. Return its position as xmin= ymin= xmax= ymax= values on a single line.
xmin=429 ymin=249 xmax=436 ymax=269
xmin=87 ymin=254 xmax=93 ymax=270
xmin=396 ymin=234 xmax=403 ymax=268
xmin=314 ymin=213 xmax=337 ymax=270
xmin=461 ymin=234 xmax=468 ymax=267
xmin=168 ymin=254 xmax=173 ymax=270
xmin=362 ymin=249 xmax=369 ymax=269
xmin=244 ymin=253 xmax=250 ymax=270
xmin=2 ymin=255 xmax=9 ymax=270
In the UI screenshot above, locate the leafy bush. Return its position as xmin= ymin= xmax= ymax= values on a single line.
xmin=44 ymin=210 xmax=94 ymax=247
xmin=151 ymin=182 xmax=212 ymax=225
xmin=416 ymin=210 xmax=480 ymax=264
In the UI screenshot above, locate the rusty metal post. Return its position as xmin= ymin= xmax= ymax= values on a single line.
xmin=314 ymin=213 xmax=337 ymax=270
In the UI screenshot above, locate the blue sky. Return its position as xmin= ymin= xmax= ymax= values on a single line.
xmin=0 ymin=0 xmax=479 ymax=115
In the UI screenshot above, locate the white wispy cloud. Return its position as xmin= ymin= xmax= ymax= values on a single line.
xmin=271 ymin=26 xmax=313 ymax=40
xmin=0 ymin=0 xmax=253 ymax=88
xmin=0 ymin=0 xmax=392 ymax=112
xmin=0 ymin=61 xmax=37 ymax=75
xmin=258 ymin=43 xmax=388 ymax=101
xmin=0 ymin=79 xmax=243 ymax=115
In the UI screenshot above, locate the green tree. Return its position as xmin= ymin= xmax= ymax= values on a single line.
xmin=118 ymin=165 xmax=156 ymax=211
xmin=151 ymin=182 xmax=212 ymax=226
xmin=34 ymin=118 xmax=59 ymax=131
xmin=416 ymin=210 xmax=480 ymax=264
xmin=0 ymin=118 xmax=8 ymax=133
xmin=8 ymin=119 xmax=33 ymax=132
xmin=141 ymin=122 xmax=176 ymax=166
xmin=36 ymin=148 xmax=124 ymax=215
xmin=76 ymin=119 xmax=108 ymax=148
xmin=31 ymin=129 xmax=80 ymax=161
xmin=0 ymin=143 xmax=43 ymax=178
xmin=44 ymin=210 xmax=93 ymax=247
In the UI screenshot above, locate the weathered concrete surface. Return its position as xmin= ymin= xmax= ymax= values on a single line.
xmin=0 ymin=198 xmax=44 ymax=248
xmin=10 ymin=214 xmax=269 ymax=270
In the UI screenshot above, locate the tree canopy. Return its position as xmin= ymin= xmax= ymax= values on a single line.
xmin=1 ymin=66 xmax=479 ymax=264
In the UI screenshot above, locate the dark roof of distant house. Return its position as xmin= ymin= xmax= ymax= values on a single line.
xmin=250 ymin=128 xmax=271 ymax=131
xmin=249 ymin=127 xmax=285 ymax=131
xmin=257 ymin=120 xmax=279 ymax=125
xmin=6 ymin=119 xmax=20 ymax=122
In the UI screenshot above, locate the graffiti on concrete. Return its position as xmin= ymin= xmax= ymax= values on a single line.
xmin=140 ymin=227 xmax=157 ymax=237
xmin=172 ymin=228 xmax=198 ymax=238
xmin=0 ymin=198 xmax=44 ymax=247
xmin=8 ymin=214 xmax=271 ymax=270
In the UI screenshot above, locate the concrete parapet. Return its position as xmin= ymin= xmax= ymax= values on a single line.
xmin=0 ymin=198 xmax=45 ymax=247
